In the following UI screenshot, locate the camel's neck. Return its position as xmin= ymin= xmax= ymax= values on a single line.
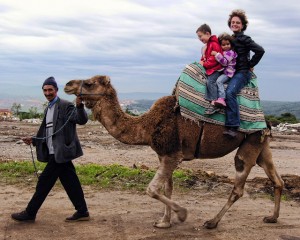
xmin=92 ymin=93 xmax=149 ymax=145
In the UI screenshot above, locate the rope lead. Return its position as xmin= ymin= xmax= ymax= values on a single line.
xmin=29 ymin=144 xmax=39 ymax=179
xmin=28 ymin=104 xmax=77 ymax=179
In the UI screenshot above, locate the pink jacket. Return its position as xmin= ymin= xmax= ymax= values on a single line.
xmin=215 ymin=50 xmax=237 ymax=78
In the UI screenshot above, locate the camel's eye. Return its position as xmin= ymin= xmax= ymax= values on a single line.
xmin=83 ymin=82 xmax=93 ymax=88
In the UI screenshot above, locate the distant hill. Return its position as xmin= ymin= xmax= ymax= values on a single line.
xmin=261 ymin=101 xmax=300 ymax=120
xmin=126 ymin=99 xmax=300 ymax=120
xmin=0 ymin=90 xmax=299 ymax=120
xmin=0 ymin=89 xmax=169 ymax=111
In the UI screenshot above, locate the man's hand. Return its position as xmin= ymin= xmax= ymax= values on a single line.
xmin=76 ymin=96 xmax=84 ymax=107
xmin=22 ymin=137 xmax=33 ymax=145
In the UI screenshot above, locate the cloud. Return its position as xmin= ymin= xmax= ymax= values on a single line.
xmin=0 ymin=0 xmax=299 ymax=101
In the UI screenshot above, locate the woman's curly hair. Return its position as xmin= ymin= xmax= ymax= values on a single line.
xmin=228 ymin=9 xmax=248 ymax=31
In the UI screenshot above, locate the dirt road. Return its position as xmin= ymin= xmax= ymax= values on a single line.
xmin=0 ymin=121 xmax=300 ymax=240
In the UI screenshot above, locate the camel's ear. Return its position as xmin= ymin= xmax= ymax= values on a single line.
xmin=96 ymin=75 xmax=111 ymax=85
xmin=104 ymin=76 xmax=111 ymax=85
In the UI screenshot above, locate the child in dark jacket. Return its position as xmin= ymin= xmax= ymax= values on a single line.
xmin=196 ymin=24 xmax=223 ymax=107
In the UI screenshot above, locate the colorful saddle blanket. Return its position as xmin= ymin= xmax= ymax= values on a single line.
xmin=176 ymin=62 xmax=267 ymax=133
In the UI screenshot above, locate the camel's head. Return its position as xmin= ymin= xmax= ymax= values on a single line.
xmin=64 ymin=75 xmax=112 ymax=109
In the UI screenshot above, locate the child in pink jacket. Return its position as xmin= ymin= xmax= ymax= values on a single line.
xmin=211 ymin=33 xmax=237 ymax=108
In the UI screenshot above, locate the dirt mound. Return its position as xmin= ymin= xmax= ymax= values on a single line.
xmin=246 ymin=174 xmax=300 ymax=201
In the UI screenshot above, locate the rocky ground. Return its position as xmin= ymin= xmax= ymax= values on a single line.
xmin=0 ymin=120 xmax=300 ymax=240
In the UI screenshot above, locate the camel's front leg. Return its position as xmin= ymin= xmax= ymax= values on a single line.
xmin=146 ymin=154 xmax=187 ymax=228
xmin=154 ymin=178 xmax=173 ymax=228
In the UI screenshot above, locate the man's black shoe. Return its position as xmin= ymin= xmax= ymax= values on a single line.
xmin=223 ymin=128 xmax=238 ymax=138
xmin=11 ymin=210 xmax=36 ymax=222
xmin=65 ymin=211 xmax=90 ymax=222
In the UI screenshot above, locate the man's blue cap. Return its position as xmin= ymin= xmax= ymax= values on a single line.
xmin=42 ymin=76 xmax=58 ymax=89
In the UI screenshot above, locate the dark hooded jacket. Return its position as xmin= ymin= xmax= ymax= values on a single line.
xmin=232 ymin=31 xmax=265 ymax=71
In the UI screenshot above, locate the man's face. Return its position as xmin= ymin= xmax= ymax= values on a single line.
xmin=43 ymin=85 xmax=58 ymax=102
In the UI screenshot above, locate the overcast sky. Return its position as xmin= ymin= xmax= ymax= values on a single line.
xmin=0 ymin=0 xmax=299 ymax=101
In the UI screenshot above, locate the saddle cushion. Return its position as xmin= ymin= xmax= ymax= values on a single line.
xmin=176 ymin=62 xmax=267 ymax=133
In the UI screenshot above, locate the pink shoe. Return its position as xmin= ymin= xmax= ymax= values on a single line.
xmin=214 ymin=98 xmax=226 ymax=108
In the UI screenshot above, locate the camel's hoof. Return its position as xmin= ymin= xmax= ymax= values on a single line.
xmin=204 ymin=220 xmax=218 ymax=229
xmin=176 ymin=207 xmax=188 ymax=222
xmin=153 ymin=221 xmax=171 ymax=228
xmin=263 ymin=216 xmax=277 ymax=223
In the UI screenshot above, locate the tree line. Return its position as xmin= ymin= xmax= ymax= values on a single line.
xmin=10 ymin=102 xmax=45 ymax=120
xmin=265 ymin=113 xmax=299 ymax=126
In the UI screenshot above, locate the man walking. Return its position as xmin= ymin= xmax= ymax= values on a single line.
xmin=11 ymin=76 xmax=90 ymax=222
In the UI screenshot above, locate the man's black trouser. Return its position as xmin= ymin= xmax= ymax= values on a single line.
xmin=26 ymin=155 xmax=88 ymax=216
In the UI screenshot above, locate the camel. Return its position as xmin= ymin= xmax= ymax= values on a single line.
xmin=64 ymin=75 xmax=284 ymax=229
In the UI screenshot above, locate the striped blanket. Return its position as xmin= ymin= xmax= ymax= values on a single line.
xmin=175 ymin=62 xmax=267 ymax=133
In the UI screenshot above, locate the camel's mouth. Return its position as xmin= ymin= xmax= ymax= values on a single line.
xmin=83 ymin=100 xmax=95 ymax=109
xmin=64 ymin=87 xmax=77 ymax=95
xmin=64 ymin=90 xmax=73 ymax=95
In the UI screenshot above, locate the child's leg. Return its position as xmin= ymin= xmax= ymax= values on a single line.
xmin=216 ymin=74 xmax=230 ymax=99
xmin=205 ymin=71 xmax=221 ymax=101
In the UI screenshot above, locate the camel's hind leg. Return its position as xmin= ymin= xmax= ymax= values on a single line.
xmin=256 ymin=142 xmax=284 ymax=223
xmin=204 ymin=135 xmax=262 ymax=229
xmin=146 ymin=153 xmax=187 ymax=228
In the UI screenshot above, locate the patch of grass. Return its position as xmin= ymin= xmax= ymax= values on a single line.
xmin=76 ymin=164 xmax=156 ymax=191
xmin=0 ymin=160 xmax=45 ymax=184
xmin=248 ymin=189 xmax=292 ymax=202
xmin=280 ymin=194 xmax=290 ymax=201
xmin=0 ymin=161 xmax=196 ymax=191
